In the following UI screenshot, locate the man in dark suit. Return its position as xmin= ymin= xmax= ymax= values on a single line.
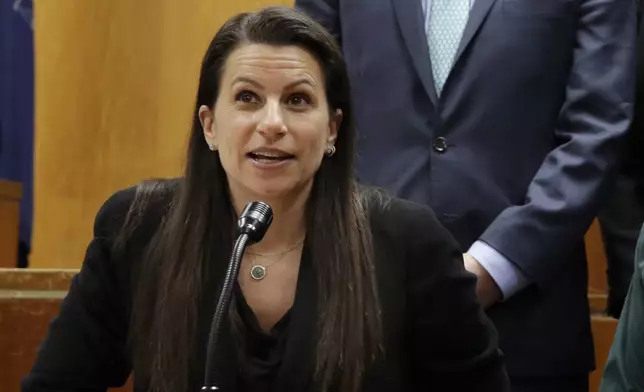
xmin=598 ymin=0 xmax=644 ymax=319
xmin=599 ymin=1 xmax=644 ymax=350
xmin=295 ymin=0 xmax=637 ymax=391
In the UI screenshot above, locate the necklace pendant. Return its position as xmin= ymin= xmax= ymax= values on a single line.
xmin=250 ymin=265 xmax=266 ymax=280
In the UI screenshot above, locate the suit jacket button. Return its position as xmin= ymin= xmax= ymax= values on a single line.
xmin=433 ymin=137 xmax=448 ymax=153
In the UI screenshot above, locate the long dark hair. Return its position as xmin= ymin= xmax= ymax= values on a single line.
xmin=124 ymin=6 xmax=382 ymax=392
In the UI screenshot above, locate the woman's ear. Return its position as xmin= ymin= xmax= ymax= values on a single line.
xmin=199 ymin=105 xmax=217 ymax=150
xmin=328 ymin=109 xmax=342 ymax=145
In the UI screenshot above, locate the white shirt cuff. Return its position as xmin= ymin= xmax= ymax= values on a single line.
xmin=468 ymin=240 xmax=531 ymax=300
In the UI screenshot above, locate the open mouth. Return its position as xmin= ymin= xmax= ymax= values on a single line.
xmin=247 ymin=152 xmax=295 ymax=163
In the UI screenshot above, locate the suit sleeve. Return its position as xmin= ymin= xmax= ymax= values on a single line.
xmin=600 ymin=225 xmax=644 ymax=392
xmin=480 ymin=0 xmax=637 ymax=289
xmin=407 ymin=206 xmax=510 ymax=391
xmin=294 ymin=0 xmax=341 ymax=45
xmin=21 ymin=189 xmax=135 ymax=392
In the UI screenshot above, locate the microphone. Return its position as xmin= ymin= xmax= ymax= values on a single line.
xmin=202 ymin=201 xmax=273 ymax=391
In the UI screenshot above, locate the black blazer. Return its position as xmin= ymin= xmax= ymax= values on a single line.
xmin=21 ymin=180 xmax=509 ymax=391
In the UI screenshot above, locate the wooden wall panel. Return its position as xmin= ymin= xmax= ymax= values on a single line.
xmin=31 ymin=0 xmax=292 ymax=268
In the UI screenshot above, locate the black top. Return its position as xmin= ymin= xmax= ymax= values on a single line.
xmin=21 ymin=179 xmax=510 ymax=392
xmin=235 ymin=284 xmax=290 ymax=392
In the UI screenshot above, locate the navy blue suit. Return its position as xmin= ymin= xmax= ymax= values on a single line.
xmin=296 ymin=0 xmax=636 ymax=388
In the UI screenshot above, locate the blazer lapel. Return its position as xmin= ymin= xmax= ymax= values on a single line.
xmin=273 ymin=244 xmax=318 ymax=391
xmin=391 ymin=0 xmax=439 ymax=105
xmin=453 ymin=0 xmax=497 ymax=67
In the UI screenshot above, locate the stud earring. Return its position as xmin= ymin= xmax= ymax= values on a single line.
xmin=325 ymin=145 xmax=336 ymax=157
xmin=208 ymin=142 xmax=216 ymax=151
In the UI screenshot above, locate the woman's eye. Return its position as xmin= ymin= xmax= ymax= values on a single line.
xmin=287 ymin=93 xmax=311 ymax=106
xmin=236 ymin=91 xmax=259 ymax=104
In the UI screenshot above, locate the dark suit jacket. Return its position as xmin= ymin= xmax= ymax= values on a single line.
xmin=21 ymin=180 xmax=510 ymax=392
xmin=295 ymin=0 xmax=637 ymax=378
xmin=624 ymin=0 xmax=644 ymax=199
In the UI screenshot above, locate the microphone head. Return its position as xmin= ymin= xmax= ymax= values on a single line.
xmin=237 ymin=201 xmax=273 ymax=243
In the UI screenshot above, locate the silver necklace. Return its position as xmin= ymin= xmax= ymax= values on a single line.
xmin=246 ymin=239 xmax=304 ymax=281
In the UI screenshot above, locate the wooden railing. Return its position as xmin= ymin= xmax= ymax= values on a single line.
xmin=0 ymin=268 xmax=132 ymax=392
xmin=0 ymin=180 xmax=22 ymax=268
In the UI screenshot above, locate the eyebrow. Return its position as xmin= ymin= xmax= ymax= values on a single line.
xmin=232 ymin=76 xmax=315 ymax=90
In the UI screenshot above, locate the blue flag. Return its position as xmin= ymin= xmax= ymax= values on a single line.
xmin=0 ymin=0 xmax=35 ymax=267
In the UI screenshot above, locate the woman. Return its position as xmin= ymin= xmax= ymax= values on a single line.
xmin=22 ymin=6 xmax=509 ymax=392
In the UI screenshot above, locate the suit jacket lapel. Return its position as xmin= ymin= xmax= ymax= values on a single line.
xmin=453 ymin=0 xmax=498 ymax=67
xmin=391 ymin=0 xmax=439 ymax=105
xmin=274 ymin=244 xmax=318 ymax=391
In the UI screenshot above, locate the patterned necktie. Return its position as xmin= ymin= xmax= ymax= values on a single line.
xmin=427 ymin=0 xmax=471 ymax=96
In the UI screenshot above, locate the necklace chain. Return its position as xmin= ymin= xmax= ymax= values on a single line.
xmin=246 ymin=238 xmax=304 ymax=257
xmin=247 ymin=239 xmax=304 ymax=281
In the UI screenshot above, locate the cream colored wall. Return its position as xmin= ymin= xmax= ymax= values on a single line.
xmin=31 ymin=0 xmax=293 ymax=268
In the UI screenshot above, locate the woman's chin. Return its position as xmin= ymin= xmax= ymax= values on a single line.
xmin=250 ymin=188 xmax=287 ymax=201
xmin=244 ymin=179 xmax=312 ymax=204
xmin=227 ymin=172 xmax=313 ymax=206
xmin=241 ymin=180 xmax=289 ymax=197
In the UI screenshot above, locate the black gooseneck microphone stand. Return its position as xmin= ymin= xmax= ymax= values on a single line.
xmin=202 ymin=201 xmax=273 ymax=391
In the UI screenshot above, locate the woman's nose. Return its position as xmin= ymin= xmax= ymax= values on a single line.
xmin=256 ymin=100 xmax=287 ymax=138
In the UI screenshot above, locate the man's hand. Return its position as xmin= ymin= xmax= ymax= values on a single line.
xmin=463 ymin=253 xmax=502 ymax=308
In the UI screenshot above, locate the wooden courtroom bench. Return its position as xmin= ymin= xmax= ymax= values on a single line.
xmin=0 ymin=180 xmax=22 ymax=268
xmin=0 ymin=268 xmax=132 ymax=392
